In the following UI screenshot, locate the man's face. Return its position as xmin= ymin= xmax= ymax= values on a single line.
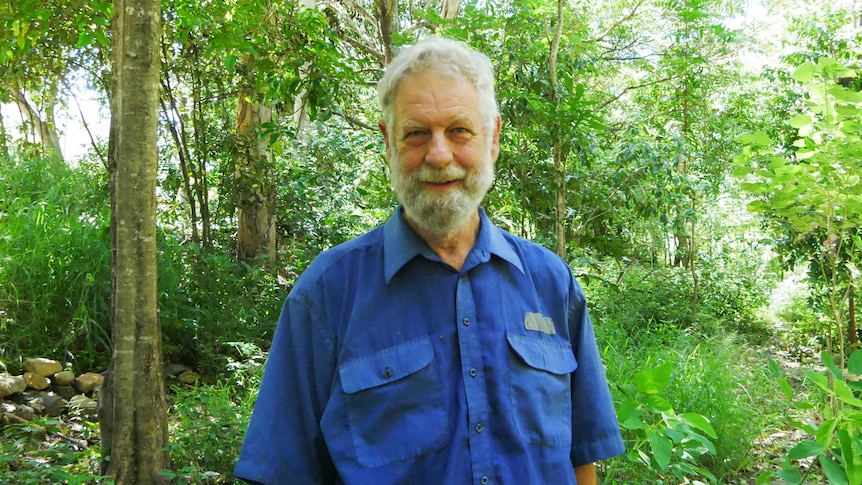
xmin=380 ymin=68 xmax=501 ymax=234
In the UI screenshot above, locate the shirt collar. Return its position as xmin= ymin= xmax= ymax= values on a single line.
xmin=383 ymin=206 xmax=524 ymax=283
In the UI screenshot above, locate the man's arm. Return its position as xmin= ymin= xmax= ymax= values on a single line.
xmin=574 ymin=462 xmax=596 ymax=485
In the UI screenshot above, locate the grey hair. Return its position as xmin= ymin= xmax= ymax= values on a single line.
xmin=377 ymin=37 xmax=499 ymax=138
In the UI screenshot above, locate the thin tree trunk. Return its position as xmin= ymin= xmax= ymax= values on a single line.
xmin=376 ymin=0 xmax=397 ymax=65
xmin=850 ymin=284 xmax=857 ymax=348
xmin=549 ymin=0 xmax=566 ymax=260
xmin=101 ymin=0 xmax=170 ymax=481
xmin=294 ymin=0 xmax=316 ymax=136
xmin=236 ymin=84 xmax=276 ymax=264
xmin=440 ymin=0 xmax=461 ymax=19
xmin=7 ymin=85 xmax=63 ymax=160
xmin=192 ymin=70 xmax=212 ymax=248
xmin=160 ymin=71 xmax=200 ymax=247
xmin=0 ymin=108 xmax=8 ymax=157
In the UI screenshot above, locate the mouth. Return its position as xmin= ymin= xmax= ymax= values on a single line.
xmin=423 ymin=179 xmax=461 ymax=191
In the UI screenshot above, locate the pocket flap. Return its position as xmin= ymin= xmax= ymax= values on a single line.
xmin=339 ymin=338 xmax=435 ymax=394
xmin=506 ymin=333 xmax=577 ymax=375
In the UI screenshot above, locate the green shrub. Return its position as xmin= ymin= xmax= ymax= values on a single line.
xmin=0 ymin=418 xmax=109 ymax=485
xmin=164 ymin=342 xmax=265 ymax=484
xmin=0 ymin=155 xmax=112 ymax=372
xmin=597 ymin=311 xmax=787 ymax=483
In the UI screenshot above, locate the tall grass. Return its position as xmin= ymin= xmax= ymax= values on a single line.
xmin=587 ymin=265 xmax=787 ymax=483
xmin=0 ymin=156 xmax=112 ymax=372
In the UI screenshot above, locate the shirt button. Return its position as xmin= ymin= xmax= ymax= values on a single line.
xmin=463 ymin=318 xmax=471 ymax=326
xmin=475 ymin=423 xmax=484 ymax=433
xmin=383 ymin=367 xmax=393 ymax=379
xmin=480 ymin=476 xmax=490 ymax=484
xmin=469 ymin=368 xmax=478 ymax=377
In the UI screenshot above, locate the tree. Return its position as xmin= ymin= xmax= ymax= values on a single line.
xmin=98 ymin=0 xmax=170 ymax=481
xmin=736 ymin=57 xmax=862 ymax=369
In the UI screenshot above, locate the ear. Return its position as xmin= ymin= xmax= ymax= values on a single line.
xmin=490 ymin=115 xmax=502 ymax=164
xmin=378 ymin=120 xmax=391 ymax=158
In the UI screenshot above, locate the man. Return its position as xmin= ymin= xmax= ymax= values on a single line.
xmin=234 ymin=37 xmax=624 ymax=485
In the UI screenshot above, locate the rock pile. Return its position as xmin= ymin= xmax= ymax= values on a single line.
xmin=1 ymin=358 xmax=102 ymax=423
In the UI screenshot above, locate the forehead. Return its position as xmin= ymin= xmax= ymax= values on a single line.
xmin=393 ymin=69 xmax=481 ymax=126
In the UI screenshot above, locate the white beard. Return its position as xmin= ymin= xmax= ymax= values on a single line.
xmin=390 ymin=154 xmax=495 ymax=235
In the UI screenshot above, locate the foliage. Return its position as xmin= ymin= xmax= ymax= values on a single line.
xmin=0 ymin=155 xmax=111 ymax=372
xmin=162 ymin=343 xmax=265 ymax=484
xmin=735 ymin=55 xmax=862 ymax=365
xmin=615 ymin=362 xmax=719 ymax=483
xmin=0 ymin=417 xmax=109 ymax=484
xmin=596 ymin=304 xmax=787 ymax=483
xmin=762 ymin=350 xmax=862 ymax=485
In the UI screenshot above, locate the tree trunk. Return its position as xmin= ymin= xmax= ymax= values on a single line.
xmin=294 ymin=0 xmax=316 ymax=136
xmin=0 ymin=108 xmax=8 ymax=157
xmin=376 ymin=0 xmax=397 ymax=65
xmin=440 ymin=0 xmax=461 ymax=19
xmin=850 ymin=284 xmax=857 ymax=348
xmin=7 ymin=84 xmax=63 ymax=160
xmin=100 ymin=0 xmax=170 ymax=482
xmin=549 ymin=0 xmax=566 ymax=260
xmin=236 ymin=87 xmax=276 ymax=264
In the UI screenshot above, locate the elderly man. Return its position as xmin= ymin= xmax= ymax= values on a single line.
xmin=234 ymin=37 xmax=624 ymax=485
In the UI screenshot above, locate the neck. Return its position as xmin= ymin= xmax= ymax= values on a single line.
xmin=405 ymin=210 xmax=480 ymax=271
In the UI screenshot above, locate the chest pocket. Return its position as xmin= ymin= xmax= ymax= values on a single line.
xmin=337 ymin=338 xmax=448 ymax=467
xmin=507 ymin=333 xmax=578 ymax=447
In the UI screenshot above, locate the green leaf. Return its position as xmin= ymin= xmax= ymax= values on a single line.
xmin=648 ymin=431 xmax=672 ymax=471
xmin=819 ymin=455 xmax=849 ymax=485
xmin=756 ymin=470 xmax=773 ymax=485
xmin=848 ymin=350 xmax=862 ymax=375
xmin=837 ymin=429 xmax=862 ymax=484
xmin=789 ymin=114 xmax=813 ymax=129
xmin=834 ymin=379 xmax=862 ymax=407
xmin=636 ymin=362 xmax=673 ymax=395
xmin=793 ymin=62 xmax=816 ymax=83
xmin=777 ymin=467 xmax=802 ymax=484
xmin=225 ymin=54 xmax=237 ymax=72
xmin=787 ymin=440 xmax=824 ymax=460
xmin=733 ymin=165 xmax=753 ymax=177
xmin=644 ymin=394 xmax=673 ymax=413
xmin=814 ymin=418 xmax=837 ymax=448
xmin=753 ymin=131 xmax=773 ymax=146
xmin=680 ymin=413 xmax=718 ymax=439
xmin=822 ymin=352 xmax=844 ymax=380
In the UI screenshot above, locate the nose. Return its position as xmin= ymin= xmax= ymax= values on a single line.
xmin=424 ymin=131 xmax=453 ymax=167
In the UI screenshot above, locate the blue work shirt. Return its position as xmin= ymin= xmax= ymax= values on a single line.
xmin=234 ymin=207 xmax=624 ymax=485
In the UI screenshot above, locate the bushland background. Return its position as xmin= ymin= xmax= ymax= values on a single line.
xmin=2 ymin=0 xmax=862 ymax=483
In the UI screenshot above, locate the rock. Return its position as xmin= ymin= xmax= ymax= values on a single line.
xmin=73 ymin=372 xmax=104 ymax=394
xmin=0 ymin=373 xmax=26 ymax=398
xmin=53 ymin=384 xmax=77 ymax=400
xmin=2 ymin=401 xmax=35 ymax=421
xmin=53 ymin=370 xmax=75 ymax=386
xmin=23 ymin=372 xmax=50 ymax=391
xmin=23 ymin=358 xmax=62 ymax=377
xmin=68 ymin=394 xmax=98 ymax=417
xmin=165 ymin=363 xmax=192 ymax=376
xmin=20 ymin=391 xmax=67 ymax=417
xmin=178 ymin=370 xmax=200 ymax=384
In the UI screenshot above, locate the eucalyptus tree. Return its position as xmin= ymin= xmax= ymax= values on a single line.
xmin=0 ymin=0 xmax=110 ymax=160
xmin=100 ymin=0 xmax=169 ymax=481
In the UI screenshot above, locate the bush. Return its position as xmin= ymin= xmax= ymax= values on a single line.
xmin=0 ymin=155 xmax=112 ymax=372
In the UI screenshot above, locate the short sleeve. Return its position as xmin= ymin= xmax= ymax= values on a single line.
xmin=567 ymin=276 xmax=626 ymax=466
xmin=234 ymin=290 xmax=337 ymax=484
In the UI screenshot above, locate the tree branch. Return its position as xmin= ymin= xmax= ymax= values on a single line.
xmin=600 ymin=76 xmax=675 ymax=109
xmin=592 ymin=0 xmax=649 ymax=44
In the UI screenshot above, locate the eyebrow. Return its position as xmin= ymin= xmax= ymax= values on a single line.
xmin=399 ymin=115 xmax=477 ymax=131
